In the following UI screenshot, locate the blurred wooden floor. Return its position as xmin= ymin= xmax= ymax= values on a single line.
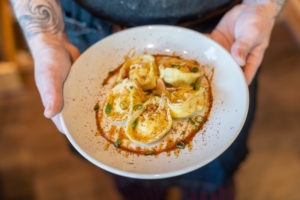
xmin=0 ymin=22 xmax=300 ymax=200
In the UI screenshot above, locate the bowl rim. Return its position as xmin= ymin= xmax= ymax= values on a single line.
xmin=60 ymin=25 xmax=249 ymax=179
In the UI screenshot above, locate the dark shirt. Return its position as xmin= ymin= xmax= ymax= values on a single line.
xmin=72 ymin=0 xmax=233 ymax=26
xmin=61 ymin=1 xmax=256 ymax=191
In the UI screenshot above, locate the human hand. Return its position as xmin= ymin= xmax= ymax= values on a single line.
xmin=208 ymin=2 xmax=278 ymax=84
xmin=29 ymin=35 xmax=80 ymax=133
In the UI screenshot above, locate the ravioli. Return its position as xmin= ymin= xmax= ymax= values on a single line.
xmin=157 ymin=56 xmax=204 ymax=87
xmin=119 ymin=55 xmax=158 ymax=90
xmin=126 ymin=96 xmax=172 ymax=144
xmin=103 ymin=79 xmax=144 ymax=122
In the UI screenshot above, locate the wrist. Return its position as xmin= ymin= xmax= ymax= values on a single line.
xmin=28 ymin=33 xmax=69 ymax=58
xmin=243 ymin=0 xmax=285 ymax=17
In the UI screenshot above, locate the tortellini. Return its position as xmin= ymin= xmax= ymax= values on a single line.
xmin=165 ymin=87 xmax=205 ymax=118
xmin=126 ymin=96 xmax=172 ymax=144
xmin=103 ymin=79 xmax=144 ymax=122
xmin=157 ymin=56 xmax=204 ymax=87
xmin=103 ymin=54 xmax=210 ymax=145
xmin=119 ymin=55 xmax=157 ymax=90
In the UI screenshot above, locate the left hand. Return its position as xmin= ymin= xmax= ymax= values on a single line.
xmin=208 ymin=2 xmax=277 ymax=84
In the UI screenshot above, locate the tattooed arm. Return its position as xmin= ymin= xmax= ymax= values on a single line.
xmin=208 ymin=0 xmax=286 ymax=84
xmin=11 ymin=0 xmax=64 ymax=39
xmin=10 ymin=0 xmax=80 ymax=133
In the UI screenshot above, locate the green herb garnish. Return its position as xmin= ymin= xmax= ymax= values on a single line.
xmin=105 ymin=103 xmax=112 ymax=114
xmin=108 ymin=71 xmax=113 ymax=76
xmin=146 ymin=90 xmax=152 ymax=95
xmin=171 ymin=64 xmax=181 ymax=69
xmin=195 ymin=125 xmax=199 ymax=130
xmin=181 ymin=131 xmax=186 ymax=135
xmin=114 ymin=140 xmax=121 ymax=148
xmin=190 ymin=82 xmax=194 ymax=87
xmin=131 ymin=118 xmax=138 ymax=128
xmin=133 ymin=104 xmax=143 ymax=111
xmin=176 ymin=141 xmax=185 ymax=149
xmin=192 ymin=67 xmax=199 ymax=72
xmin=129 ymin=86 xmax=133 ymax=89
xmin=93 ymin=104 xmax=99 ymax=111
xmin=188 ymin=118 xmax=195 ymax=125
xmin=154 ymin=94 xmax=160 ymax=97
xmin=145 ymin=151 xmax=154 ymax=155
xmin=114 ymin=81 xmax=121 ymax=86
xmin=194 ymin=81 xmax=201 ymax=90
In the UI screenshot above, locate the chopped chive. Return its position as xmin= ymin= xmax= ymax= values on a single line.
xmin=131 ymin=118 xmax=138 ymax=128
xmin=190 ymin=82 xmax=195 ymax=88
xmin=146 ymin=90 xmax=152 ymax=95
xmin=145 ymin=151 xmax=154 ymax=155
xmin=154 ymin=94 xmax=160 ymax=97
xmin=171 ymin=64 xmax=181 ymax=69
xmin=133 ymin=104 xmax=143 ymax=111
xmin=192 ymin=67 xmax=199 ymax=72
xmin=194 ymin=81 xmax=201 ymax=90
xmin=181 ymin=131 xmax=186 ymax=135
xmin=114 ymin=81 xmax=121 ymax=86
xmin=114 ymin=140 xmax=121 ymax=148
xmin=108 ymin=71 xmax=113 ymax=75
xmin=93 ymin=104 xmax=99 ymax=111
xmin=188 ymin=118 xmax=195 ymax=125
xmin=129 ymin=86 xmax=133 ymax=89
xmin=176 ymin=141 xmax=185 ymax=149
xmin=105 ymin=103 xmax=111 ymax=114
xmin=195 ymin=125 xmax=199 ymax=130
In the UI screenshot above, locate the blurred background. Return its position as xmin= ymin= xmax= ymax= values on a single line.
xmin=0 ymin=0 xmax=300 ymax=199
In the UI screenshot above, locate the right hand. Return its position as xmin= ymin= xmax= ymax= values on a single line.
xmin=29 ymin=35 xmax=80 ymax=133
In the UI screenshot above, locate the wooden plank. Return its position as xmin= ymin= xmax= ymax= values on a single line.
xmin=281 ymin=0 xmax=300 ymax=45
xmin=0 ymin=0 xmax=17 ymax=62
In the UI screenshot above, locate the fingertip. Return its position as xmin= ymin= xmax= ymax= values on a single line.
xmin=245 ymin=72 xmax=254 ymax=85
xmin=204 ymin=33 xmax=211 ymax=38
xmin=44 ymin=106 xmax=57 ymax=118
xmin=42 ymin=86 xmax=64 ymax=119
xmin=231 ymin=43 xmax=246 ymax=66
xmin=44 ymin=108 xmax=52 ymax=118
xmin=242 ymin=56 xmax=260 ymax=86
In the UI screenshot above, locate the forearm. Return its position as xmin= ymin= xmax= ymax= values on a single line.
xmin=10 ymin=0 xmax=65 ymax=53
xmin=243 ymin=0 xmax=286 ymax=17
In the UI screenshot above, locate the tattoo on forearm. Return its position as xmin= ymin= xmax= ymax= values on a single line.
xmin=271 ymin=0 xmax=286 ymax=7
xmin=10 ymin=0 xmax=64 ymax=39
xmin=271 ymin=0 xmax=286 ymax=17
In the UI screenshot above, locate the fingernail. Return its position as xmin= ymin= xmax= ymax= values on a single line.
xmin=238 ymin=57 xmax=246 ymax=66
xmin=44 ymin=108 xmax=52 ymax=118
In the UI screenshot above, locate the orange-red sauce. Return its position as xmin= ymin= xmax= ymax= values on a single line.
xmin=95 ymin=55 xmax=213 ymax=156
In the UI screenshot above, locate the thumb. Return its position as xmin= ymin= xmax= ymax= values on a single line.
xmin=231 ymin=39 xmax=255 ymax=66
xmin=37 ymin=70 xmax=65 ymax=118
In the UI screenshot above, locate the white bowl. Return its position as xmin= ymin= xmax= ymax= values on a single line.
xmin=60 ymin=25 xmax=249 ymax=179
